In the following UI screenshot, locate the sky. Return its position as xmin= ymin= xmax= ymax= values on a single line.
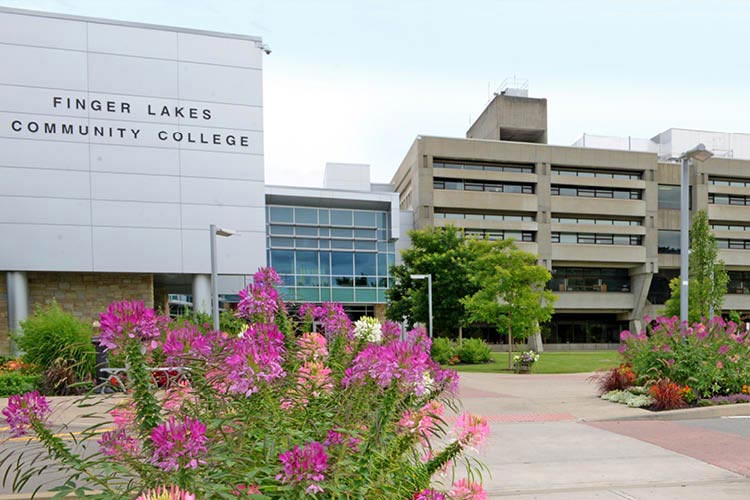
xmin=2 ymin=0 xmax=749 ymax=187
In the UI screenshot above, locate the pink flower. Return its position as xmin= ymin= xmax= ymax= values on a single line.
xmin=296 ymin=332 xmax=329 ymax=362
xmin=224 ymin=323 xmax=286 ymax=396
xmin=110 ymin=400 xmax=136 ymax=429
xmin=619 ymin=330 xmax=631 ymax=341
xmin=413 ymin=489 xmax=446 ymax=500
xmin=299 ymin=303 xmax=352 ymax=340
xmin=99 ymin=300 xmax=162 ymax=354
xmin=98 ymin=428 xmax=141 ymax=460
xmin=719 ymin=345 xmax=730 ymax=355
xmin=277 ymin=441 xmax=328 ymax=494
xmin=381 ymin=320 xmax=403 ymax=343
xmin=2 ymin=391 xmax=51 ymax=437
xmin=135 ymin=485 xmax=196 ymax=500
xmin=162 ymin=325 xmax=212 ymax=364
xmin=162 ymin=382 xmax=197 ymax=414
xmin=237 ymin=268 xmax=284 ymax=323
xmin=150 ymin=416 xmax=208 ymax=471
xmin=323 ymin=429 xmax=362 ymax=452
xmin=232 ymin=484 xmax=261 ymax=496
xmin=455 ymin=412 xmax=490 ymax=448
xmin=297 ymin=361 xmax=333 ymax=397
xmin=716 ymin=360 xmax=724 ymax=369
xmin=451 ymin=479 xmax=487 ymax=500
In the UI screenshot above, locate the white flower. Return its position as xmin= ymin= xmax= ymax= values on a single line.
xmin=353 ymin=317 xmax=382 ymax=343
xmin=238 ymin=323 xmax=249 ymax=338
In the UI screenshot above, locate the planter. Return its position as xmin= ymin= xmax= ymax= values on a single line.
xmin=514 ymin=361 xmax=533 ymax=374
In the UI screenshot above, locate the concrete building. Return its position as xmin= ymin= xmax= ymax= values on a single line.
xmin=0 ymin=7 xmax=267 ymax=354
xmin=265 ymin=163 xmax=402 ymax=321
xmin=391 ymin=87 xmax=750 ymax=345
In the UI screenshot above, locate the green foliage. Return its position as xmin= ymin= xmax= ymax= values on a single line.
xmin=462 ymin=238 xmax=556 ymax=368
xmin=0 ymin=372 xmax=41 ymax=396
xmin=430 ymin=337 xmax=457 ymax=364
xmin=456 ymin=338 xmax=491 ymax=364
xmin=663 ymin=210 xmax=729 ymax=322
xmin=387 ymin=225 xmax=479 ymax=335
xmin=16 ymin=300 xmax=95 ymax=382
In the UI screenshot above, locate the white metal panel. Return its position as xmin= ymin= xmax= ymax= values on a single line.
xmin=92 ymin=226 xmax=182 ymax=272
xmin=177 ymin=32 xmax=261 ymax=69
xmin=180 ymin=177 xmax=264 ymax=207
xmin=0 ymin=44 xmax=87 ymax=89
xmin=0 ymin=223 xmax=93 ymax=271
xmin=91 ymin=200 xmax=181 ymax=228
xmin=0 ymin=137 xmax=88 ymax=170
xmin=0 ymin=166 xmax=90 ymax=198
xmin=88 ymin=52 xmax=179 ymax=98
xmin=87 ymin=22 xmax=178 ymax=59
xmin=179 ymin=149 xmax=263 ymax=181
xmin=0 ymin=197 xmax=91 ymax=225
xmin=90 ymin=144 xmax=180 ymax=176
xmin=178 ymin=63 xmax=262 ymax=106
xmin=180 ymin=205 xmax=264 ymax=231
xmin=0 ymin=11 xmax=87 ymax=50
xmin=91 ymin=172 xmax=181 ymax=203
xmin=181 ymin=228 xmax=266 ymax=275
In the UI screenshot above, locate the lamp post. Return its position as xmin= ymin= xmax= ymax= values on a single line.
xmin=210 ymin=224 xmax=236 ymax=331
xmin=676 ymin=144 xmax=713 ymax=324
xmin=410 ymin=274 xmax=433 ymax=338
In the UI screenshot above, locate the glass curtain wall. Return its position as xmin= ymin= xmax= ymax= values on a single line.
xmin=266 ymin=205 xmax=395 ymax=303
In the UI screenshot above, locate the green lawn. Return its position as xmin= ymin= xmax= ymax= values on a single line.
xmin=449 ymin=350 xmax=621 ymax=374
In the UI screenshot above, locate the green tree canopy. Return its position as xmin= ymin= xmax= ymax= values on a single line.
xmin=386 ymin=226 xmax=478 ymax=335
xmin=462 ymin=239 xmax=556 ymax=369
xmin=663 ymin=210 xmax=729 ymax=322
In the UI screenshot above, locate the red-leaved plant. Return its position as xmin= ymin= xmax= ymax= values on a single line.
xmin=649 ymin=379 xmax=688 ymax=411
xmin=589 ymin=363 xmax=637 ymax=395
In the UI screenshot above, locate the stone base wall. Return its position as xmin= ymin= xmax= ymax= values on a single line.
xmin=0 ymin=278 xmax=8 ymax=356
xmin=28 ymin=272 xmax=154 ymax=325
xmin=0 ymin=272 xmax=153 ymax=355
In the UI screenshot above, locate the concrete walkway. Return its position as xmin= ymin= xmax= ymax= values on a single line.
xmin=456 ymin=372 xmax=750 ymax=499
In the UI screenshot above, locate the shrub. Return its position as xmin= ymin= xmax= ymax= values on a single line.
xmin=589 ymin=364 xmax=636 ymax=395
xmin=16 ymin=301 xmax=95 ymax=383
xmin=649 ymin=379 xmax=688 ymax=411
xmin=40 ymin=358 xmax=91 ymax=396
xmin=431 ymin=337 xmax=457 ymax=364
xmin=621 ymin=316 xmax=750 ymax=398
xmin=457 ymin=338 xmax=492 ymax=364
xmin=0 ymin=372 xmax=41 ymax=397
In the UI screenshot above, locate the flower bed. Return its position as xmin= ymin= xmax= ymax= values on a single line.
xmin=1 ymin=268 xmax=489 ymax=499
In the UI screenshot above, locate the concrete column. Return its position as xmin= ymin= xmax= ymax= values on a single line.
xmin=6 ymin=271 xmax=29 ymax=356
xmin=192 ymin=274 xmax=211 ymax=315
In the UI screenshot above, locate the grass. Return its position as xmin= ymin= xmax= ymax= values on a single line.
xmin=449 ymin=350 xmax=620 ymax=374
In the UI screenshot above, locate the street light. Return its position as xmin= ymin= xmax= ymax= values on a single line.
xmin=675 ymin=144 xmax=713 ymax=324
xmin=210 ymin=224 xmax=236 ymax=331
xmin=410 ymin=274 xmax=433 ymax=338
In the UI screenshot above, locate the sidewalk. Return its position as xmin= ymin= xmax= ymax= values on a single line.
xmin=456 ymin=372 xmax=750 ymax=499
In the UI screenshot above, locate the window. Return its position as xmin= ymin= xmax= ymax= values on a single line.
xmin=295 ymin=208 xmax=317 ymax=225
xmin=658 ymin=230 xmax=680 ymax=254
xmin=552 ymin=167 xmax=641 ymax=180
xmin=658 ymin=185 xmax=681 ymax=209
xmin=710 ymin=177 xmax=750 ymax=187
xmin=433 ymin=159 xmax=534 ymax=174
xmin=717 ymin=239 xmax=750 ymax=249
xmin=712 ymin=223 xmax=750 ymax=232
xmin=331 ymin=210 xmax=353 ymax=226
xmin=433 ymin=178 xmax=534 ymax=194
xmin=709 ymin=194 xmax=750 ymax=206
xmin=551 ymin=216 xmax=640 ymax=226
xmin=464 ymin=229 xmax=535 ymax=242
xmin=270 ymin=206 xmax=293 ymax=223
xmin=729 ymin=271 xmax=750 ymax=294
xmin=551 ymin=233 xmax=641 ymax=246
xmin=551 ymin=186 xmax=641 ymax=200
xmin=270 ymin=250 xmax=294 ymax=274
xmin=549 ymin=267 xmax=631 ymax=293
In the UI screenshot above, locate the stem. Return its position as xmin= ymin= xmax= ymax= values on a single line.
xmin=424 ymin=440 xmax=462 ymax=477
xmin=125 ymin=342 xmax=162 ymax=436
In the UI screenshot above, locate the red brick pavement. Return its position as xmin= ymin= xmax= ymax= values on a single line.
xmin=587 ymin=420 xmax=750 ymax=476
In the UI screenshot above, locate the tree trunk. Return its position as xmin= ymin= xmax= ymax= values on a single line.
xmin=507 ymin=322 xmax=513 ymax=370
xmin=458 ymin=326 xmax=463 ymax=347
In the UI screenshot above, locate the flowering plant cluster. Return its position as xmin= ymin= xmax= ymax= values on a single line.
xmin=620 ymin=315 xmax=750 ymax=400
xmin=2 ymin=268 xmax=489 ymax=499
xmin=513 ymin=350 xmax=540 ymax=364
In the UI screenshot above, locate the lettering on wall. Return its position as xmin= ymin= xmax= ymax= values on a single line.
xmin=7 ymin=96 xmax=251 ymax=148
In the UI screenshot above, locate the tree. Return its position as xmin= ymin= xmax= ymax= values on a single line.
xmin=386 ymin=226 xmax=479 ymax=336
xmin=462 ymin=239 xmax=556 ymax=369
xmin=663 ymin=210 xmax=729 ymax=323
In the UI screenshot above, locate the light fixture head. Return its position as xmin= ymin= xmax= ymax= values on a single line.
xmin=410 ymin=274 xmax=428 ymax=280
xmin=682 ymin=143 xmax=714 ymax=162
xmin=215 ymin=227 xmax=237 ymax=237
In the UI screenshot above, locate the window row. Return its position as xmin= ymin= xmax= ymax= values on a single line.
xmin=268 ymin=250 xmax=394 ymax=277
xmin=717 ymin=239 xmax=750 ymax=250
xmin=464 ymin=230 xmax=535 ymax=242
xmin=551 ymin=186 xmax=641 ymax=200
xmin=269 ymin=225 xmax=381 ymax=240
xmin=433 ymin=159 xmax=534 ymax=174
xmin=549 ymin=267 xmax=631 ymax=293
xmin=279 ymin=286 xmax=386 ymax=304
xmin=434 ymin=212 xmax=534 ymax=222
xmin=433 ymin=178 xmax=534 ymax=194
xmin=269 ymin=238 xmax=384 ymax=251
xmin=551 ymin=233 xmax=642 ymax=246
xmin=710 ymin=177 xmax=750 ymax=187
xmin=729 ymin=272 xmax=750 ymax=294
xmin=552 ymin=216 xmax=641 ymax=226
xmin=268 ymin=206 xmax=388 ymax=228
xmin=278 ymin=274 xmax=391 ymax=288
xmin=552 ymin=167 xmax=641 ymax=180
xmin=711 ymin=224 xmax=750 ymax=232
xmin=709 ymin=194 xmax=750 ymax=206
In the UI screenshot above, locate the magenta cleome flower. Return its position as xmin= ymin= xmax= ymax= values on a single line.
xmin=224 ymin=323 xmax=286 ymax=396
xmin=99 ymin=300 xmax=161 ymax=354
xmin=413 ymin=488 xmax=447 ymax=500
xmin=299 ymin=303 xmax=352 ymax=340
xmin=2 ymin=391 xmax=51 ymax=437
xmin=450 ymin=479 xmax=487 ymax=500
xmin=237 ymin=267 xmax=284 ymax=324
xmin=150 ymin=416 xmax=208 ymax=471
xmin=98 ymin=428 xmax=141 ymax=460
xmin=162 ymin=324 xmax=212 ymax=365
xmin=277 ymin=441 xmax=328 ymax=494
xmin=454 ymin=412 xmax=490 ymax=448
xmin=297 ymin=361 xmax=334 ymax=397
